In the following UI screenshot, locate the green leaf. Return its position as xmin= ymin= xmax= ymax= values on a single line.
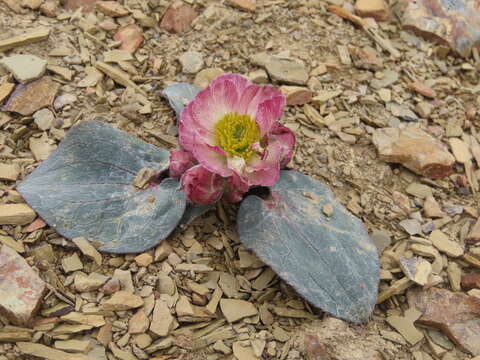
xmin=238 ymin=171 xmax=379 ymax=322
xmin=18 ymin=121 xmax=186 ymax=253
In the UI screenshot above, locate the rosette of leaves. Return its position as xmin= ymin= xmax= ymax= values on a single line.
xmin=18 ymin=83 xmax=379 ymax=323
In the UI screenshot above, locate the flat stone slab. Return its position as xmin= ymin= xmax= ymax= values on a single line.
xmin=372 ymin=126 xmax=455 ymax=179
xmin=2 ymin=76 xmax=60 ymax=116
xmin=408 ymin=287 xmax=480 ymax=355
xmin=0 ymin=246 xmax=47 ymax=326
xmin=0 ymin=54 xmax=47 ymax=83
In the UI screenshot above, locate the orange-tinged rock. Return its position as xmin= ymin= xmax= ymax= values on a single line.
xmin=40 ymin=0 xmax=58 ymax=16
xmin=0 ymin=83 xmax=14 ymax=103
xmin=24 ymin=218 xmax=47 ymax=233
xmin=64 ymin=0 xmax=97 ymax=12
xmin=401 ymin=0 xmax=480 ymax=57
xmin=226 ymin=0 xmax=256 ymax=12
xmin=2 ymin=77 xmax=60 ymax=116
xmin=408 ymin=287 xmax=480 ymax=355
xmin=160 ymin=1 xmax=198 ymax=34
xmin=462 ymin=272 xmax=480 ymax=290
xmin=114 ymin=24 xmax=143 ymax=53
xmin=281 ymin=86 xmax=313 ymax=106
xmin=354 ymin=0 xmax=388 ymax=21
xmin=408 ymin=81 xmax=436 ymax=98
xmin=0 ymin=246 xmax=47 ymax=326
xmin=372 ymin=126 xmax=454 ymax=179
xmin=97 ymin=1 xmax=129 ymax=17
xmin=128 ymin=309 xmax=149 ymax=334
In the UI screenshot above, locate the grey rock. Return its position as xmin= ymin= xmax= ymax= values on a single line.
xmin=387 ymin=102 xmax=419 ymax=122
xmin=54 ymin=93 xmax=77 ymax=110
xmin=179 ymin=51 xmax=204 ymax=74
xmin=400 ymin=219 xmax=422 ymax=235
xmin=33 ymin=108 xmax=54 ymax=130
xmin=371 ymin=230 xmax=392 ymax=254
xmin=370 ymin=70 xmax=398 ymax=89
xmin=264 ymin=56 xmax=308 ymax=85
xmin=0 ymin=54 xmax=47 ymax=83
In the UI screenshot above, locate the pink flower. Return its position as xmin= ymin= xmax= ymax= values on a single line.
xmin=169 ymin=150 xmax=196 ymax=178
xmin=181 ymin=165 xmax=224 ymax=205
xmin=174 ymin=73 xmax=295 ymax=205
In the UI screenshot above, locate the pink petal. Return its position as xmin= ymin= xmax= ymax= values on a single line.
xmin=245 ymin=152 xmax=281 ymax=187
xmin=210 ymin=73 xmax=252 ymax=95
xmin=181 ymin=165 xmax=224 ymax=205
xmin=255 ymin=94 xmax=286 ymax=136
xmin=178 ymin=105 xmax=197 ymax=152
xmin=224 ymin=173 xmax=250 ymax=203
xmin=179 ymin=90 xmax=216 ymax=149
xmin=169 ymin=150 xmax=196 ymax=178
xmin=193 ymin=143 xmax=232 ymax=177
xmin=270 ymin=123 xmax=296 ymax=166
xmin=180 ymin=75 xmax=248 ymax=148
xmin=209 ymin=77 xmax=240 ymax=116
xmin=238 ymin=126 xmax=294 ymax=187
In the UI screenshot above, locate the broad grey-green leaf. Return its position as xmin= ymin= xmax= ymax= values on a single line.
xmin=18 ymin=121 xmax=186 ymax=253
xmin=238 ymin=171 xmax=380 ymax=323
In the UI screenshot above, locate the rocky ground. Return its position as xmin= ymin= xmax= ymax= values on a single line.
xmin=1 ymin=0 xmax=480 ymax=359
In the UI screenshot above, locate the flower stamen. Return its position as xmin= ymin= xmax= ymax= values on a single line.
xmin=215 ymin=113 xmax=260 ymax=159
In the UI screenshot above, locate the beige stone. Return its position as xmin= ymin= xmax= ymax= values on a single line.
xmin=135 ymin=253 xmax=153 ymax=267
xmin=194 ymin=68 xmax=224 ymax=88
xmin=96 ymin=321 xmax=112 ymax=347
xmin=220 ymin=299 xmax=258 ymax=322
xmin=113 ymin=269 xmax=134 ymax=293
xmin=423 ymin=195 xmax=444 ymax=218
xmin=449 ymin=138 xmax=472 ymax=164
xmin=355 ymin=0 xmax=388 ymax=21
xmin=176 ymin=295 xmax=194 ymax=316
xmin=467 ymin=218 xmax=480 ymax=242
xmin=406 ymin=183 xmax=432 ymax=199
xmin=0 ymin=235 xmax=24 ymax=253
xmin=0 ymin=82 xmax=14 ymax=102
xmin=175 ymin=263 xmax=213 ymax=272
xmin=154 ymin=241 xmax=172 ymax=261
xmin=60 ymin=312 xmax=105 ymax=327
xmin=447 ymin=262 xmax=462 ymax=292
xmin=74 ymin=273 xmax=103 ymax=292
xmin=135 ymin=333 xmax=152 ymax=348
xmin=0 ymin=163 xmax=20 ymax=181
xmin=129 ymin=309 xmax=149 ymax=334
xmin=0 ymin=331 xmax=32 ymax=342
xmin=150 ymin=299 xmax=174 ymax=337
xmin=377 ymin=277 xmax=414 ymax=304
xmin=17 ymin=342 xmax=91 ymax=360
xmin=281 ymin=86 xmax=313 ymax=106
xmin=101 ymin=291 xmax=144 ymax=311
xmin=61 ymin=253 xmax=83 ymax=273
xmin=430 ymin=230 xmax=464 ymax=257
xmin=206 ymin=287 xmax=223 ymax=315
xmin=29 ymin=132 xmax=56 ymax=161
xmin=232 ymin=341 xmax=260 ymax=360
xmin=72 ymin=237 xmax=102 ymax=265
xmin=0 ymin=204 xmax=35 ymax=225
xmin=54 ymin=340 xmax=92 ymax=353
xmin=399 ymin=257 xmax=432 ymax=286
xmin=96 ymin=1 xmax=129 ymax=16
xmin=226 ymin=0 xmax=256 ymax=12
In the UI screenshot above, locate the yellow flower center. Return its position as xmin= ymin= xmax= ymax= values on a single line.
xmin=215 ymin=113 xmax=260 ymax=159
